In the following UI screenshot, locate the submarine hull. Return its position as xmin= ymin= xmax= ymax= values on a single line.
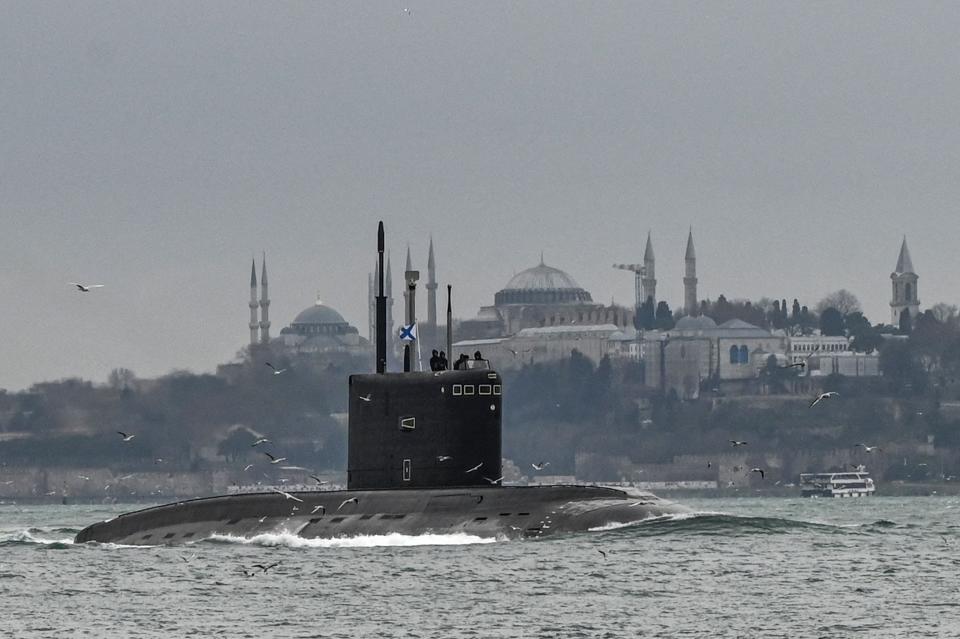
xmin=74 ymin=485 xmax=687 ymax=545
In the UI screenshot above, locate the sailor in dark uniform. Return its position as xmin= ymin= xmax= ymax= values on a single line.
xmin=429 ymin=350 xmax=440 ymax=371
xmin=438 ymin=351 xmax=448 ymax=371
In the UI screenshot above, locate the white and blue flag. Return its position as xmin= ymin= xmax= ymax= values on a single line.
xmin=399 ymin=323 xmax=417 ymax=342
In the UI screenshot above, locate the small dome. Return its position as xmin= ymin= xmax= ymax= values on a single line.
xmin=674 ymin=315 xmax=717 ymax=331
xmin=291 ymin=301 xmax=347 ymax=326
xmin=503 ymin=262 xmax=582 ymax=291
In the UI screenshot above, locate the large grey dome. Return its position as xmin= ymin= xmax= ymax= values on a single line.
xmin=495 ymin=261 xmax=593 ymax=305
xmin=504 ymin=263 xmax=582 ymax=291
xmin=291 ymin=302 xmax=347 ymax=327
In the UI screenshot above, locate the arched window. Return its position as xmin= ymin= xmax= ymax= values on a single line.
xmin=905 ymin=282 xmax=912 ymax=302
xmin=739 ymin=345 xmax=749 ymax=364
xmin=729 ymin=345 xmax=739 ymax=364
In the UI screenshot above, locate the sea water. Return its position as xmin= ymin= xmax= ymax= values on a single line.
xmin=2 ymin=497 xmax=958 ymax=638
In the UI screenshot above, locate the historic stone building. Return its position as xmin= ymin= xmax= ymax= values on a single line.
xmin=457 ymin=258 xmax=634 ymax=341
xmin=890 ymin=236 xmax=919 ymax=325
xmin=245 ymin=255 xmax=370 ymax=359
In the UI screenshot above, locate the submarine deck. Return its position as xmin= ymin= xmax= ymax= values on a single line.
xmin=75 ymin=484 xmax=688 ymax=545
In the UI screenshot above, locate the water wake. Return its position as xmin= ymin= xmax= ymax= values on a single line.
xmin=592 ymin=512 xmax=842 ymax=537
xmin=0 ymin=529 xmax=77 ymax=547
xmin=204 ymin=530 xmax=499 ymax=549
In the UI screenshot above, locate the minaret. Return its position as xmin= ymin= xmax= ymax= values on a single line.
xmin=641 ymin=231 xmax=656 ymax=305
xmin=248 ymin=258 xmax=259 ymax=346
xmin=426 ymin=236 xmax=438 ymax=345
xmin=890 ymin=236 xmax=920 ymax=324
xmin=259 ymin=252 xmax=271 ymax=344
xmin=683 ymin=228 xmax=698 ymax=316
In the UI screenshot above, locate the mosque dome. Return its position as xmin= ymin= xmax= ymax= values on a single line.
xmin=290 ymin=299 xmax=348 ymax=329
xmin=495 ymin=261 xmax=593 ymax=305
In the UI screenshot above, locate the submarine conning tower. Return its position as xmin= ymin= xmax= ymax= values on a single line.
xmin=351 ymin=221 xmax=502 ymax=490
xmin=347 ymin=368 xmax=502 ymax=489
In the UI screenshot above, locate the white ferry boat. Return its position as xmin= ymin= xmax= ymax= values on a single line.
xmin=800 ymin=471 xmax=875 ymax=498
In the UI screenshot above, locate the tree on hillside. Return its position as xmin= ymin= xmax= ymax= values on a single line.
xmin=654 ymin=301 xmax=675 ymax=330
xmin=845 ymin=311 xmax=883 ymax=353
xmin=636 ymin=296 xmax=656 ymax=330
xmin=816 ymin=289 xmax=862 ymax=316
xmin=929 ymin=303 xmax=959 ymax=326
xmin=819 ymin=307 xmax=845 ymax=336
xmin=899 ymin=308 xmax=913 ymax=335
xmin=799 ymin=305 xmax=816 ymax=335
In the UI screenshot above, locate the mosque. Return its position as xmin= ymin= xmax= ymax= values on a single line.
xmin=245 ymin=254 xmax=371 ymax=360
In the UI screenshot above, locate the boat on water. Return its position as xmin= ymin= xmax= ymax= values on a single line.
xmin=75 ymin=222 xmax=687 ymax=546
xmin=800 ymin=471 xmax=876 ymax=498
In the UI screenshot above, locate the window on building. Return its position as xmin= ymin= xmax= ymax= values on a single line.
xmin=729 ymin=345 xmax=738 ymax=364
xmin=739 ymin=345 xmax=749 ymax=364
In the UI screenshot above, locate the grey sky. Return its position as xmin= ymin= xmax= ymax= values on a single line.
xmin=2 ymin=2 xmax=958 ymax=390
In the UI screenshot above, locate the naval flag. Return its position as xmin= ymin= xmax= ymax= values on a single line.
xmin=399 ymin=323 xmax=417 ymax=342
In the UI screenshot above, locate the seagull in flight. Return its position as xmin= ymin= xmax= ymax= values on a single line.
xmin=750 ymin=468 xmax=765 ymax=479
xmin=257 ymin=516 xmax=268 ymax=523
xmin=271 ymin=488 xmax=303 ymax=502
xmin=531 ymin=461 xmax=550 ymax=471
xmin=70 ymin=282 xmax=105 ymax=293
xmin=359 ymin=393 xmax=372 ymax=402
xmin=263 ymin=452 xmax=287 ymax=464
xmin=598 ymin=549 xmax=607 ymax=559
xmin=117 ymin=431 xmax=135 ymax=442
xmin=810 ymin=391 xmax=839 ymax=407
xmin=309 ymin=475 xmax=327 ymax=485
xmin=855 ymin=443 xmax=883 ymax=453
xmin=465 ymin=462 xmax=483 ymax=473
xmin=311 ymin=504 xmax=326 ymax=515
xmin=264 ymin=362 xmax=287 ymax=375
xmin=729 ymin=440 xmax=748 ymax=447
xmin=250 ymin=437 xmax=271 ymax=447
xmin=437 ymin=455 xmax=452 ymax=462
xmin=337 ymin=497 xmax=359 ymax=511
xmin=482 ymin=476 xmax=503 ymax=484
xmin=243 ymin=464 xmax=254 ymax=471
xmin=252 ymin=562 xmax=280 ymax=573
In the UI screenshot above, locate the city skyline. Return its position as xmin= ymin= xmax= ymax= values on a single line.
xmin=2 ymin=3 xmax=959 ymax=390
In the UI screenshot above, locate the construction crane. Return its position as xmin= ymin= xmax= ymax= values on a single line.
xmin=612 ymin=263 xmax=645 ymax=311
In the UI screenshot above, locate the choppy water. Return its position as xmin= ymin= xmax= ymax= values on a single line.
xmin=2 ymin=497 xmax=959 ymax=638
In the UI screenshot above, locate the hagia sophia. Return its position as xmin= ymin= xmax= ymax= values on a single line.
xmin=241 ymin=234 xmax=919 ymax=399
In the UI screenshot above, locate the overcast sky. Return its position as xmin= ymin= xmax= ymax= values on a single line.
xmin=1 ymin=1 xmax=958 ymax=390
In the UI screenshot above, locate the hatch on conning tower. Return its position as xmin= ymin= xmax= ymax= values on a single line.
xmin=347 ymin=369 xmax=502 ymax=490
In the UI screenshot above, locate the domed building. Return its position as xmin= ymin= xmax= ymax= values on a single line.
xmin=457 ymin=258 xmax=634 ymax=341
xmin=278 ymin=297 xmax=371 ymax=355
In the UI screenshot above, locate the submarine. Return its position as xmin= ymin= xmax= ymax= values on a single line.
xmin=75 ymin=222 xmax=687 ymax=546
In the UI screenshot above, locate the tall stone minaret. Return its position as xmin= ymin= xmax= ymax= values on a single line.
xmin=259 ymin=252 xmax=271 ymax=344
xmin=890 ymin=236 xmax=919 ymax=324
xmin=426 ymin=236 xmax=438 ymax=340
xmin=641 ymin=231 xmax=656 ymax=305
xmin=248 ymin=258 xmax=259 ymax=346
xmin=683 ymin=228 xmax=698 ymax=316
